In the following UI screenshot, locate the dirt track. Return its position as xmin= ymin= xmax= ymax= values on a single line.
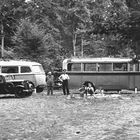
xmin=0 ymin=91 xmax=140 ymax=140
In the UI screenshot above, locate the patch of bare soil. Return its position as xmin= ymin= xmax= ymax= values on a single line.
xmin=0 ymin=91 xmax=140 ymax=140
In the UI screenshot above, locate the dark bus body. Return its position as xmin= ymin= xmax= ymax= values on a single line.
xmin=63 ymin=57 xmax=140 ymax=90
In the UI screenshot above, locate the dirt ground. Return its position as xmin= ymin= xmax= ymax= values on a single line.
xmin=0 ymin=90 xmax=140 ymax=140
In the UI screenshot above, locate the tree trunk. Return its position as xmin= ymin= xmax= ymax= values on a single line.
xmin=1 ymin=24 xmax=4 ymax=58
xmin=73 ymin=32 xmax=77 ymax=56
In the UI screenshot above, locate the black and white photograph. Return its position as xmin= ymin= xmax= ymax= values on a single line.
xmin=0 ymin=0 xmax=140 ymax=139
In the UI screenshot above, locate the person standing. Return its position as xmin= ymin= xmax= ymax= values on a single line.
xmin=46 ymin=71 xmax=54 ymax=95
xmin=59 ymin=69 xmax=70 ymax=95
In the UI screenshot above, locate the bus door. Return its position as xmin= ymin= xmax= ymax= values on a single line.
xmin=129 ymin=63 xmax=140 ymax=90
xmin=67 ymin=63 xmax=82 ymax=89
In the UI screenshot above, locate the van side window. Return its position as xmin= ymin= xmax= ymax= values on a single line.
xmin=21 ymin=66 xmax=31 ymax=73
xmin=2 ymin=66 xmax=18 ymax=73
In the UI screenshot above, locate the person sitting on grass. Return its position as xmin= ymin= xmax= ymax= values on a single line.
xmin=86 ymin=83 xmax=95 ymax=96
xmin=79 ymin=81 xmax=95 ymax=97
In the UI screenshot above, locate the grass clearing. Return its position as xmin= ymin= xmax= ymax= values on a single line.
xmin=0 ymin=90 xmax=140 ymax=139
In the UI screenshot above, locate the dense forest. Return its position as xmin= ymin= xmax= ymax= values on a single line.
xmin=0 ymin=0 xmax=140 ymax=72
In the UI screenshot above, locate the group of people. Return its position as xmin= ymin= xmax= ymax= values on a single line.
xmin=46 ymin=69 xmax=69 ymax=95
xmin=79 ymin=81 xmax=95 ymax=97
xmin=46 ymin=69 xmax=95 ymax=97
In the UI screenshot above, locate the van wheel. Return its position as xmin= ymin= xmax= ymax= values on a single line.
xmin=36 ymin=87 xmax=43 ymax=93
xmin=15 ymin=87 xmax=25 ymax=98
xmin=4 ymin=83 xmax=15 ymax=93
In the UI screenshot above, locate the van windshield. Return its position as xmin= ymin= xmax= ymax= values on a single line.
xmin=32 ymin=65 xmax=44 ymax=74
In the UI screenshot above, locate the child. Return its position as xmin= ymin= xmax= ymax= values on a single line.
xmin=86 ymin=83 xmax=95 ymax=96
xmin=79 ymin=85 xmax=86 ymax=97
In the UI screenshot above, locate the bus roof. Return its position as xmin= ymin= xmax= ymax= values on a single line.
xmin=0 ymin=60 xmax=41 ymax=66
xmin=63 ymin=57 xmax=134 ymax=63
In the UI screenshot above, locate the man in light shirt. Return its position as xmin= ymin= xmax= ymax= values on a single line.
xmin=59 ymin=69 xmax=70 ymax=95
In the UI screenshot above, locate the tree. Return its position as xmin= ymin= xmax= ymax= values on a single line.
xmin=124 ymin=0 xmax=140 ymax=56
xmin=85 ymin=0 xmax=131 ymax=57
xmin=0 ymin=0 xmax=29 ymax=58
xmin=0 ymin=0 xmax=137 ymax=71
xmin=57 ymin=0 xmax=130 ymax=57
xmin=13 ymin=18 xmax=62 ymax=71
xmin=13 ymin=19 xmax=47 ymax=59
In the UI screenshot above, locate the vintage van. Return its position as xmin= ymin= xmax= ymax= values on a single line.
xmin=0 ymin=60 xmax=46 ymax=92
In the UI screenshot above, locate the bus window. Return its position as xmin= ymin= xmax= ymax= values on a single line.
xmin=67 ymin=63 xmax=81 ymax=71
xmin=130 ymin=63 xmax=133 ymax=71
xmin=21 ymin=66 xmax=31 ymax=73
xmin=113 ymin=63 xmax=127 ymax=71
xmin=130 ymin=63 xmax=139 ymax=71
xmin=84 ymin=63 xmax=96 ymax=71
xmin=98 ymin=63 xmax=112 ymax=71
xmin=135 ymin=63 xmax=139 ymax=71
xmin=2 ymin=66 xmax=18 ymax=73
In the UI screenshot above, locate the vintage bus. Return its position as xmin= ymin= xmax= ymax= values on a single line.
xmin=62 ymin=57 xmax=140 ymax=90
xmin=0 ymin=60 xmax=46 ymax=92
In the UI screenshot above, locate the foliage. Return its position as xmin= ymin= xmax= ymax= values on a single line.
xmin=12 ymin=18 xmax=62 ymax=72
xmin=123 ymin=0 xmax=140 ymax=56
xmin=0 ymin=0 xmax=140 ymax=71
xmin=0 ymin=0 xmax=28 ymax=49
xmin=13 ymin=19 xmax=46 ymax=58
xmin=87 ymin=0 xmax=130 ymax=57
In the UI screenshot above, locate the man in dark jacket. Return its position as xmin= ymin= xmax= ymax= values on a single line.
xmin=46 ymin=72 xmax=54 ymax=95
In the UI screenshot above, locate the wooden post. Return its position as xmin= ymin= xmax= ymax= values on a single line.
xmin=135 ymin=87 xmax=137 ymax=94
xmin=81 ymin=35 xmax=84 ymax=57
xmin=73 ymin=32 xmax=77 ymax=56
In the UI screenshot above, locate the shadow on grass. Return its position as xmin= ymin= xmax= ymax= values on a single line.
xmin=0 ymin=95 xmax=16 ymax=99
xmin=0 ymin=94 xmax=32 ymax=99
